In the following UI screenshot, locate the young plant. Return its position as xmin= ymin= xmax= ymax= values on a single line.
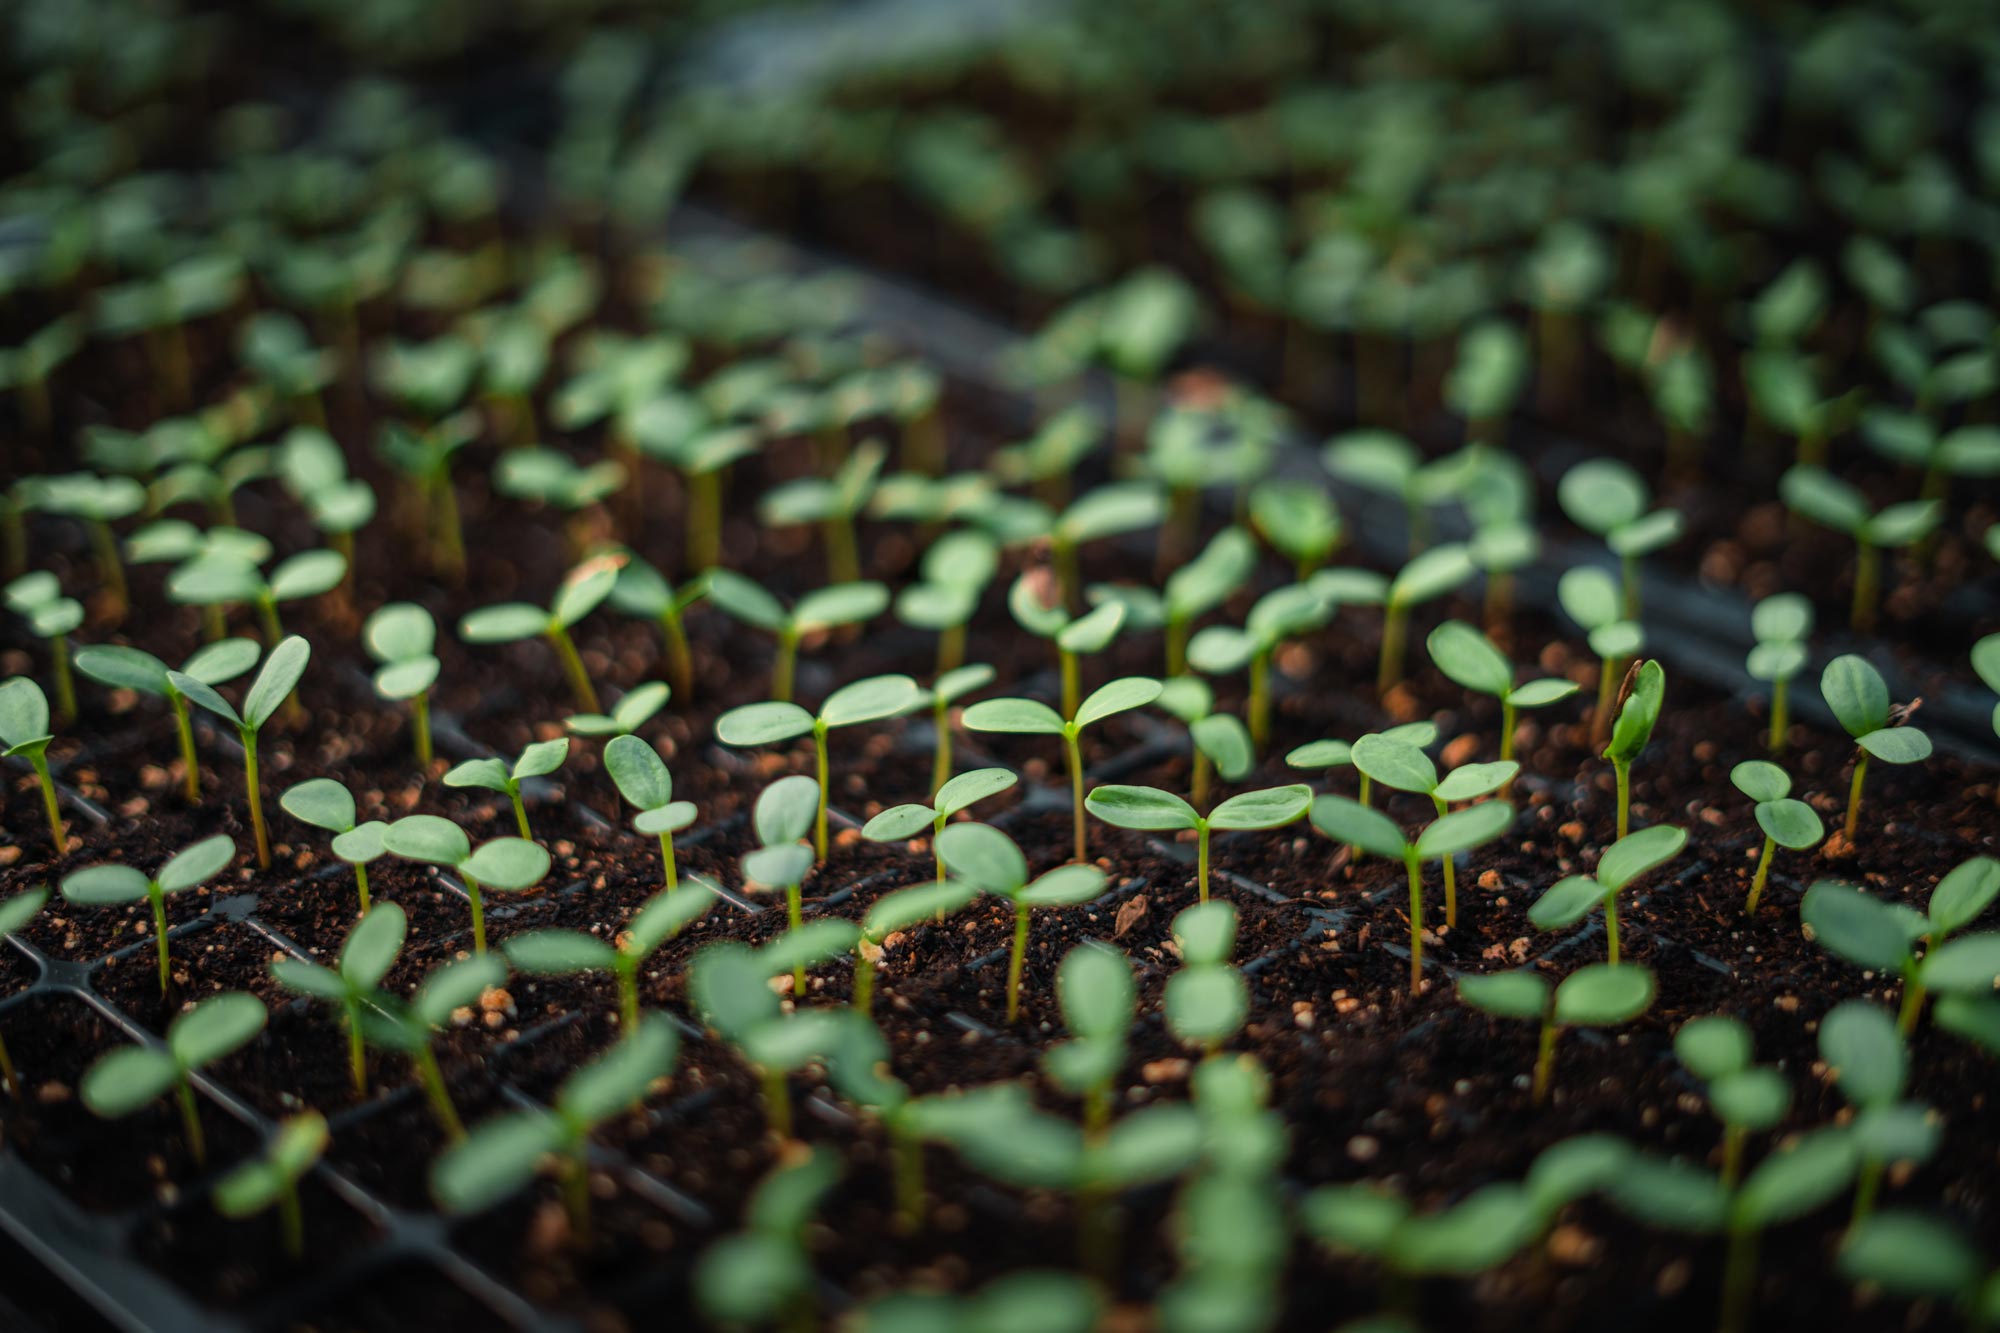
xmin=1155 ymin=525 xmax=1257 ymax=674
xmin=689 ymin=939 xmax=850 ymax=1140
xmin=167 ymin=548 xmax=347 ymax=650
xmin=1085 ymin=784 xmax=1311 ymax=905
xmin=759 ymin=439 xmax=886 ymax=584
xmin=607 ymin=556 xmax=709 ymax=700
xmin=718 ymin=674 xmax=921 ymax=860
xmin=357 ymin=952 xmax=507 ymax=1140
xmin=1801 ymin=857 xmax=2000 ymax=1033
xmin=980 ymin=481 xmax=1166 ymax=612
xmin=1251 ymin=482 xmax=1343 ymax=580
xmin=863 ymin=767 xmax=1018 ymax=882
xmin=76 ymin=639 xmax=260 ymax=800
xmin=62 ymin=835 xmax=235 ymax=991
xmin=851 ymin=880 xmax=980 ymax=1014
xmin=1556 ymin=460 xmax=1683 ymax=617
xmin=1286 ymin=721 xmax=1439 ymax=855
xmin=506 ymin=880 xmax=715 ymax=1030
xmin=0 ymin=886 xmax=48 ymax=1096
xmin=1155 ymin=676 xmax=1253 ymax=811
xmin=173 ymin=634 xmax=312 ymax=869
xmin=922 ymin=663 xmax=994 ymax=794
xmin=1746 ymin=593 xmax=1812 ymax=754
xmin=894 ymin=530 xmax=999 ymax=676
xmin=565 ymin=681 xmax=668 ymax=739
xmin=1043 ymin=944 xmax=1135 ymax=1136
xmin=1458 ymin=962 xmax=1657 ymax=1103
xmin=1309 ymin=797 xmax=1515 ymax=994
xmin=376 ymin=416 xmax=476 ymax=578
xmin=380 ymin=816 xmax=551 ymax=955
xmin=493 ymin=448 xmax=626 ymax=554
xmin=1426 ymin=620 xmax=1579 ymax=766
xmin=936 ymin=822 xmax=1106 ymax=1022
xmin=458 ymin=555 xmax=619 ymax=714
xmin=707 ymin=571 xmax=889 ymax=703
xmin=1187 ymin=583 xmax=1331 ymax=745
xmin=1779 ymin=466 xmax=1940 ymax=634
xmin=1528 ymin=824 xmax=1686 ymax=964
xmin=694 ymin=1148 xmax=842 ymax=1333
xmin=1376 ymin=544 xmax=1476 ymax=695
xmin=1010 ymin=581 xmax=1127 ymax=722
xmin=215 ymin=1112 xmax=329 ymax=1261
xmin=1821 ymin=655 xmax=1932 ymax=845
xmin=963 ymin=677 xmax=1163 ymax=864
xmin=1817 ymin=1000 xmax=1937 ymax=1224
xmin=604 ymin=735 xmax=697 ymax=890
xmin=743 ymin=776 xmax=823 ymax=993
xmin=443 ymin=738 xmax=569 ymax=840
xmin=1602 ymin=659 xmax=1665 ymax=838
xmin=281 ymin=778 xmax=387 ymax=914
xmin=1162 ymin=901 xmax=1248 ymax=1056
xmin=0 ymin=676 xmax=65 ymax=854
xmin=1349 ymin=735 xmax=1517 ymax=927
xmin=1558 ymin=567 xmax=1643 ymax=745
xmin=272 ymin=902 xmax=409 ymax=1095
xmin=1675 ymin=1017 xmax=1792 ymax=1187
xmin=1728 ymin=762 xmax=1824 ymax=913
xmin=1322 ymin=430 xmax=1460 ymax=554
xmin=79 ymin=991 xmax=266 ymax=1165
xmin=1840 ymin=1212 xmax=2000 ymax=1323
xmin=363 ymin=602 xmax=440 ymax=769
xmin=5 ymin=573 xmax=82 ymax=724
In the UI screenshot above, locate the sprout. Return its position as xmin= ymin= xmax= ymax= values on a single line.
xmin=1746 ymin=593 xmax=1812 ymax=755
xmin=1163 ymin=901 xmax=1247 ymax=1055
xmin=1801 ymin=857 xmax=2000 ymax=1033
xmin=381 ymin=816 xmax=550 ymax=955
xmin=173 ymin=634 xmax=312 ymax=869
xmin=1322 ymin=430 xmax=1461 ymax=555
xmin=1841 ymin=1212 xmax=2000 ymax=1322
xmin=493 ymin=447 xmax=626 ymax=556
xmin=443 ymin=738 xmax=569 ymax=841
xmin=1818 ymin=1000 xmax=1938 ymax=1225
xmin=1352 ymin=734 xmax=1517 ymax=928
xmin=565 ymin=680 xmax=668 ymax=739
xmin=215 ymin=1112 xmax=329 ymax=1261
xmin=29 ymin=473 xmax=144 ymax=615
xmin=272 ymin=902 xmax=409 ymax=1095
xmin=1458 ymin=962 xmax=1657 ymax=1103
xmin=851 ymin=880 xmax=980 ymax=1014
xmin=1086 ymin=783 xmax=1311 ymax=905
xmin=606 ymin=555 xmax=709 ymax=699
xmin=1376 ymin=544 xmax=1475 ymax=695
xmin=1780 ymin=467 xmax=1939 ymax=634
xmin=974 ymin=481 xmax=1166 ymax=612
xmin=743 ymin=776 xmax=824 ymax=993
xmin=1556 ymin=460 xmax=1683 ymax=617
xmin=1286 ymin=721 xmax=1437 ymax=864
xmin=1675 ymin=1017 xmax=1791 ymax=1187
xmin=641 ymin=419 xmax=760 ymax=573
xmin=362 ymin=602 xmax=440 ymax=769
xmin=1821 ymin=655 xmax=1932 ymax=845
xmin=1602 ymin=659 xmax=1665 ymax=838
xmin=167 ymin=547 xmax=347 ymax=651
xmin=79 ymin=991 xmax=266 ymax=1166
xmin=863 ymin=767 xmax=1017 ymax=882
xmin=0 ymin=886 xmax=48 ymax=1096
xmin=718 ymin=674 xmax=920 ymax=861
xmin=62 ymin=835 xmax=235 ymax=992
xmin=1012 ymin=576 xmax=1127 ymax=722
xmin=964 ymin=677 xmax=1163 ymax=864
xmin=1250 ymin=482 xmax=1341 ymax=581
xmin=1303 ymin=1176 xmax=1549 ymax=1307
xmin=434 ymin=1016 xmax=680 ymax=1241
xmin=922 ymin=663 xmax=994 ymax=795
xmin=357 ymin=952 xmax=507 ymax=1140
xmin=994 ymin=406 xmax=1104 ymax=510
xmin=695 ymin=1148 xmax=842 ymax=1332
xmin=690 ymin=940 xmax=851 ymax=1140
xmin=1187 ymin=584 xmax=1331 ymax=746
xmin=506 ymin=880 xmax=714 ymax=1030
xmin=377 ymin=414 xmax=476 ymax=579
xmin=1528 ymin=824 xmax=1686 ymax=964
xmin=759 ymin=439 xmax=885 ymax=584
xmin=603 ymin=735 xmax=698 ymax=890
xmin=4 ymin=573 xmax=82 ymax=724
xmin=1728 ymin=762 xmax=1824 ymax=913
xmin=458 ymin=555 xmax=620 ymax=714
xmin=0 ymin=676 xmax=65 ymax=853
xmin=1043 ymin=944 xmax=1134 ymax=1136
xmin=1156 ymin=676 xmax=1253 ymax=812
xmin=707 ymin=571 xmax=888 ymax=703
xmin=281 ymin=778 xmax=386 ymax=914
xmin=894 ymin=529 xmax=999 ymax=676
xmin=1310 ymin=796 xmax=1515 ymax=994
xmin=936 ymin=822 xmax=1106 ymax=1022
xmin=1558 ymin=566 xmax=1643 ymax=745
xmin=1426 ymin=619 xmax=1579 ymax=767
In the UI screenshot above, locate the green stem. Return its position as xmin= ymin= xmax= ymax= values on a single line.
xmin=89 ymin=521 xmax=128 ymax=616
xmin=1594 ymin=655 xmax=1617 ymax=744
xmin=658 ymin=832 xmax=678 ymax=891
xmin=1249 ymin=651 xmax=1271 ymax=747
xmin=204 ymin=604 xmax=225 ymax=643
xmin=31 ymin=754 xmax=62 ymax=856
xmin=50 ymin=635 xmax=74 ymax=726
xmin=1197 ymin=822 xmax=1211 ymax=904
xmin=763 ymin=1066 xmax=791 ymax=1141
xmin=854 ymin=953 xmax=876 ymax=1014
xmin=150 ymin=884 xmax=171 ymax=993
xmin=1851 ymin=1158 xmax=1883 ymax=1228
xmin=1499 ymin=699 xmax=1517 ymax=766
xmin=1613 ymin=757 xmax=1631 ymax=840
xmin=1378 ymin=603 xmax=1408 ymax=695
xmin=562 ymin=1149 xmax=591 ymax=1244
xmin=814 ymin=727 xmax=830 ymax=862
xmin=547 ymin=624 xmax=600 ymax=715
xmin=1191 ymin=745 xmax=1210 ymax=813
xmin=172 ymin=694 xmax=200 ymax=801
xmin=1745 ymin=838 xmax=1774 ymax=914
xmin=932 ymin=697 xmax=951 ymax=796
xmin=177 ymin=1078 xmax=207 ymax=1166
xmin=416 ymin=1043 xmax=464 ymax=1140
xmin=1719 ymin=1225 xmax=1758 ymax=1333
xmin=432 ymin=471 xmax=466 ymax=579
xmin=1845 ymin=752 xmax=1869 ymax=845
xmin=1066 ymin=731 xmax=1086 ymax=864
xmin=1532 ymin=1018 xmax=1558 ymax=1104
xmin=937 ymin=623 xmax=965 ymax=677
xmin=662 ymin=610 xmax=694 ymax=700
xmin=1165 ymin=616 xmax=1188 ymax=678
xmin=773 ymin=629 xmax=798 ymax=704
xmin=618 ymin=960 xmax=640 ymax=1032
xmin=245 ymin=735 xmax=271 ymax=869
xmin=1350 ymin=773 xmax=1373 ymax=865
xmin=465 ymin=876 xmax=487 ymax=954
xmin=1404 ymin=851 xmax=1423 ymax=996
xmin=1606 ymin=889 xmax=1622 ymax=966
xmin=411 ymin=693 xmax=433 ymax=771
xmin=510 ymin=787 xmax=531 ymax=840
xmin=354 ymin=861 xmax=372 ymax=915
xmin=1060 ymin=648 xmax=1080 ymax=722
xmin=788 ymin=882 xmax=806 ymax=995
xmin=1851 ymin=539 xmax=1880 ymax=636
xmin=278 ymin=1180 xmax=304 ymax=1260
xmin=256 ymin=596 xmax=284 ymax=651
xmin=1897 ymin=969 xmax=1925 ymax=1035
xmin=1768 ymin=678 xmax=1789 ymax=755
xmin=346 ymin=1003 xmax=367 ymax=1095
xmin=1008 ymin=902 xmax=1029 ymax=1023
xmin=1053 ymin=537 xmax=1080 ymax=615
xmin=825 ymin=517 xmax=860 ymax=585
xmin=689 ymin=469 xmax=722 ymax=572
xmin=1721 ymin=1126 xmax=1745 ymax=1190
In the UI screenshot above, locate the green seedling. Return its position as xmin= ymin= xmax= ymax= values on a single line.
xmin=1747 ymin=594 xmax=1812 ymax=755
xmin=75 ymin=640 xmax=260 ymax=802
xmin=1010 ymin=577 xmax=1127 ymax=722
xmin=1818 ymin=1000 xmax=1938 ymax=1225
xmin=1350 ymin=734 xmax=1517 ymax=927
xmin=1529 ymin=823 xmax=1686 ymax=964
xmin=1801 ymin=857 xmax=2000 ymax=1033
xmin=863 ymin=767 xmax=1018 ymax=882
xmin=173 ymin=634 xmax=312 ymax=869
xmin=1557 ymin=460 xmax=1683 ymax=617
xmin=1287 ymin=723 xmax=1438 ymax=863
xmin=444 ymin=738 xmax=569 ymax=841
xmin=937 ymin=822 xmax=1106 ymax=1022
xmin=922 ymin=663 xmax=994 ymax=795
xmin=695 ymin=1147 xmax=842 ymax=1333
xmin=458 ymin=554 xmax=619 ymax=714
xmin=1975 ymin=633 xmax=2000 ymax=757
xmin=1154 ymin=526 xmax=1258 ymax=678
xmin=1322 ymin=430 xmax=1462 ymax=555
xmin=507 ymin=880 xmax=715 ymax=1030
xmin=1086 ymin=783 xmax=1311 ymax=905
xmin=272 ymin=902 xmax=409 ymax=1094
xmin=79 ymin=990 xmax=265 ymax=1166
xmin=1156 ymin=676 xmax=1253 ymax=812
xmin=602 ymin=735 xmax=697 ymax=890
xmin=1821 ymin=655 xmax=1932 ymax=844
xmin=1780 ymin=467 xmax=1939 ymax=634
xmin=742 ymin=776 xmax=824 ymax=993
xmin=281 ymin=778 xmax=386 ymax=914
xmin=166 ymin=548 xmax=347 ymax=649
xmin=1251 ymin=480 xmax=1343 ymax=580
xmin=1187 ymin=584 xmax=1331 ymax=746
xmin=852 ymin=879 xmax=980 ymax=1014
xmin=1377 ymin=544 xmax=1475 ymax=695
xmin=1729 ymin=762 xmax=1824 ymax=913
xmin=1304 ymin=1173 xmax=1560 ymax=1316
xmin=607 ymin=556 xmax=709 ymax=699
xmin=1310 ymin=797 xmax=1515 ymax=994
xmin=4 ymin=573 xmax=82 ymax=724
xmin=1458 ymin=963 xmax=1657 ymax=1103
xmin=975 ymin=481 xmax=1167 ymax=612
xmin=1426 ymin=620 xmax=1579 ymax=767
xmin=566 ymin=681 xmax=668 ymax=739
xmin=1675 ymin=1017 xmax=1792 ymax=1188
xmin=29 ymin=473 xmax=143 ymax=615
xmin=644 ymin=420 xmax=760 ymax=573
xmin=1445 ymin=318 xmax=1529 ymax=444
xmin=690 ymin=939 xmax=850 ymax=1140
xmin=1862 ymin=413 xmax=2000 ymax=509
xmin=964 ymin=677 xmax=1163 ymax=864
xmin=718 ymin=674 xmax=920 ymax=860
xmin=1558 ymin=566 xmax=1644 ymax=745
xmin=759 ymin=438 xmax=885 ymax=584
xmin=894 ymin=530 xmax=999 ymax=676
xmin=363 ymin=602 xmax=440 ymax=769
xmin=377 ymin=413 xmax=476 ymax=578
xmin=1142 ymin=405 xmax=1273 ymax=565
xmin=1163 ymin=901 xmax=1248 ymax=1055
xmin=0 ymin=887 xmax=48 ymax=1095
xmin=62 ymin=834 xmax=235 ymax=991
xmin=1044 ymin=944 xmax=1135 ymax=1142
xmin=1602 ymin=659 xmax=1665 ymax=838
xmin=357 ymin=952 xmax=507 ymax=1140
xmin=240 ymin=313 xmax=335 ymax=419
xmin=434 ymin=1016 xmax=679 ymax=1241
xmin=994 ymin=406 xmax=1103 ymax=508
xmin=493 ymin=447 xmax=626 ymax=554
xmin=859 ymin=1272 xmax=1101 ymax=1333
xmin=0 ymin=676 xmax=65 ymax=853
xmin=215 ymin=1112 xmax=329 ymax=1262
xmin=1840 ymin=1212 xmax=2000 ymax=1324
xmin=707 ymin=571 xmax=888 ymax=703
xmin=0 ymin=315 xmax=84 ymax=442
xmin=381 ymin=816 xmax=550 ymax=954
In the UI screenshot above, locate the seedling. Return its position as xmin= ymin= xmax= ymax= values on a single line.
xmin=743 ymin=776 xmax=823 ymax=992
xmin=1458 ymin=963 xmax=1657 ymax=1103
xmin=62 ymin=835 xmax=235 ymax=991
xmin=1818 ymin=1000 xmax=1938 ymax=1224
xmin=1862 ymin=412 xmax=2000 ymax=509
xmin=1163 ymin=901 xmax=1248 ymax=1055
xmin=1086 ymin=783 xmax=1311 ymax=904
xmin=1310 ymin=797 xmax=1515 ymax=993
xmin=718 ymin=674 xmax=920 ymax=859
xmin=760 ymin=439 xmax=885 ymax=583
xmin=4 ymin=573 xmax=81 ymax=724
xmin=29 ymin=472 xmax=143 ymax=614
xmin=707 ymin=571 xmax=889 ymax=703
xmin=863 ymin=767 xmax=1018 ymax=882
xmin=1528 ymin=823 xmax=1686 ymax=964
xmin=964 ymin=677 xmax=1162 ymax=863
xmin=936 ymin=822 xmax=1106 ymax=1021
xmin=976 ymin=481 xmax=1167 ymax=612
xmin=607 ymin=555 xmax=708 ymax=699
xmin=566 ymin=681 xmax=668 ymax=739
xmin=603 ymin=735 xmax=698 ymax=889
xmin=433 ymin=1016 xmax=680 ymax=1240
xmin=1603 ymin=659 xmax=1665 ymax=838
xmin=1044 ymin=944 xmax=1135 ymax=1136
xmin=1350 ymin=734 xmax=1517 ymax=926
xmin=458 ymin=555 xmax=620 ymax=714
xmin=272 ymin=902 xmax=409 ymax=1094
xmin=1728 ymin=762 xmax=1824 ymax=913
xmin=0 ymin=886 xmax=48 ymax=1096
xmin=1557 ymin=460 xmax=1683 ymax=616
xmin=172 ymin=634 xmax=312 ymax=868
xmin=79 ymin=991 xmax=266 ymax=1165
xmin=444 ymin=739 xmax=569 ymax=840
xmin=1156 ymin=676 xmax=1253 ymax=811
xmin=1011 ymin=579 xmax=1127 ymax=722
xmin=215 ymin=1112 xmax=329 ymax=1261
xmin=690 ymin=939 xmax=850 ymax=1140
xmin=1840 ymin=1212 xmax=2000 ymax=1322
xmin=894 ymin=530 xmax=999 ymax=676
xmin=1187 ymin=584 xmax=1330 ymax=746
xmin=1377 ymin=544 xmax=1475 ymax=694
xmin=381 ymin=816 xmax=550 ymax=954
xmin=1675 ymin=1017 xmax=1792 ymax=1187
xmin=357 ymin=952 xmax=506 ymax=1140
xmin=859 ymin=1273 xmax=1101 ymax=1332
xmin=922 ymin=663 xmax=994 ymax=794
xmin=1322 ymin=430 xmax=1461 ymax=554
xmin=1251 ymin=481 xmax=1342 ymax=580
xmin=1801 ymin=857 xmax=2000 ymax=1032
xmin=1821 ymin=655 xmax=1932 ymax=844
xmin=695 ymin=1147 xmax=842 ymax=1332
xmin=1 ymin=676 xmax=65 ymax=853
xmin=851 ymin=880 xmax=980 ymax=1014
xmin=1303 ymin=1176 xmax=1551 ymax=1310
xmin=493 ymin=447 xmax=626 ymax=554
xmin=1558 ymin=566 xmax=1643 ymax=744
xmin=644 ymin=421 xmax=760 ymax=572
xmin=1286 ymin=722 xmax=1438 ymax=850
xmin=1746 ymin=594 xmax=1812 ymax=754
xmin=377 ymin=415 xmax=476 ymax=578
xmin=506 ymin=879 xmax=715 ymax=1030
xmin=166 ymin=547 xmax=347 ymax=649
xmin=1780 ymin=466 xmax=1940 ymax=634
xmin=1426 ymin=620 xmax=1579 ymax=766
xmin=281 ymin=778 xmax=387 ymax=914
xmin=363 ymin=602 xmax=440 ymax=768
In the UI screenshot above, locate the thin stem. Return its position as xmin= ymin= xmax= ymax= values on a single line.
xmin=465 ymin=876 xmax=487 ymax=954
xmin=244 ymin=735 xmax=270 ymax=869
xmin=31 ymin=754 xmax=62 ymax=856
xmin=277 ymin=1180 xmax=304 ymax=1260
xmin=411 ymin=693 xmax=433 ymax=771
xmin=1531 ymin=1017 xmax=1558 ymax=1104
xmin=1768 ymin=678 xmax=1789 ymax=755
xmin=346 ymin=1003 xmax=367 ymax=1095
xmin=1720 ymin=1225 xmax=1758 ymax=1333
xmin=658 ymin=832 xmax=678 ymax=891
xmin=1613 ymin=757 xmax=1631 ymax=840
xmin=1053 ymin=538 xmax=1080 ymax=615
xmin=50 ymin=634 xmax=74 ymax=726
xmin=931 ymin=697 xmax=951 ymax=796
xmin=1745 ymin=837 xmax=1775 ymax=914
xmin=151 ymin=885 xmax=171 ymax=993
xmin=1197 ymin=823 xmax=1211 ymax=904
xmin=1593 ymin=656 xmax=1617 ymax=745
xmin=1007 ymin=902 xmax=1029 ymax=1023
xmin=256 ymin=596 xmax=284 ymax=650
xmin=662 ymin=610 xmax=694 ymax=700
xmin=1404 ymin=851 xmax=1423 ymax=997
xmin=562 ymin=1149 xmax=591 ymax=1245
xmin=1378 ymin=603 xmax=1408 ymax=695
xmin=1191 ymin=744 xmax=1210 ymax=813
xmin=618 ymin=960 xmax=640 ymax=1032
xmin=432 ymin=470 xmax=466 ymax=580
xmin=824 ymin=516 xmax=860 ymax=585
xmin=1721 ymin=1126 xmax=1746 ymax=1190
xmin=1060 ymin=648 xmax=1080 ymax=722
xmin=1249 ymin=651 xmax=1271 ymax=747
xmin=89 ymin=519 xmax=129 ymax=618
xmin=1066 ymin=731 xmax=1086 ymax=864
xmin=788 ymin=883 xmax=806 ymax=995
xmin=854 ymin=953 xmax=876 ymax=1014
xmin=1851 ymin=539 xmax=1880 ymax=636
xmin=417 ymin=1043 xmax=464 ymax=1140
xmin=547 ymin=624 xmax=600 ymax=715
xmin=1845 ymin=752 xmax=1869 ymax=845
xmin=814 ymin=727 xmax=830 ymax=861
xmin=172 ymin=694 xmax=200 ymax=801
xmin=1851 ymin=1158 xmax=1883 ymax=1228
xmin=1499 ymin=699 xmax=1517 ymax=766
xmin=1165 ymin=615 xmax=1188 ymax=678
xmin=1350 ymin=774 xmax=1373 ymax=865
xmin=177 ymin=1078 xmax=207 ymax=1166
xmin=763 ymin=1066 xmax=792 ymax=1141
xmin=1897 ymin=969 xmax=1925 ymax=1035
xmin=773 ymin=629 xmax=798 ymax=704
xmin=510 ymin=787 xmax=532 ymax=840
xmin=1433 ymin=796 xmax=1459 ymax=928
xmin=1606 ymin=889 xmax=1622 ymax=966
xmin=689 ymin=469 xmax=721 ymax=571
xmin=937 ymin=623 xmax=965 ymax=677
